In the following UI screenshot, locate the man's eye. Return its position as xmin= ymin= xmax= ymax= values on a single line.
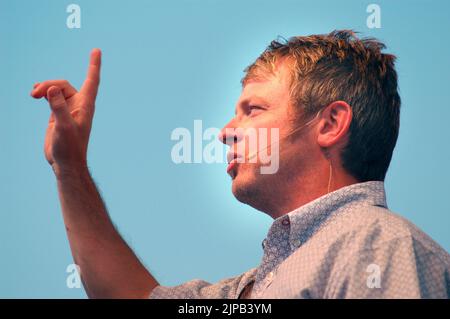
xmin=248 ymin=105 xmax=265 ymax=116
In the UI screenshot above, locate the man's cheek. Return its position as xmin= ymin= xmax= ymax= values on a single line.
xmin=260 ymin=153 xmax=280 ymax=174
xmin=258 ymin=128 xmax=280 ymax=175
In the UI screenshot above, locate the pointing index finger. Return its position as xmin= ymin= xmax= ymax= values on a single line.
xmin=81 ymin=48 xmax=102 ymax=101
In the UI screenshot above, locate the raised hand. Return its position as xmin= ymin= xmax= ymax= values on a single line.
xmin=31 ymin=49 xmax=101 ymax=176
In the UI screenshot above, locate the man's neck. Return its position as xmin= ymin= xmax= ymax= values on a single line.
xmin=267 ymin=169 xmax=359 ymax=219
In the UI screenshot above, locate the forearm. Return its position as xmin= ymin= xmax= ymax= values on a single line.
xmin=55 ymin=167 xmax=158 ymax=298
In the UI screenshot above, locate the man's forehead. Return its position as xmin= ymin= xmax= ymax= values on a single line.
xmin=238 ymin=72 xmax=290 ymax=105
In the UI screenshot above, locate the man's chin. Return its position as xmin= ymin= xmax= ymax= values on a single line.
xmin=231 ymin=173 xmax=258 ymax=205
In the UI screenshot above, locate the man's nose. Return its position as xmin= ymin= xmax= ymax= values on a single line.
xmin=218 ymin=121 xmax=243 ymax=146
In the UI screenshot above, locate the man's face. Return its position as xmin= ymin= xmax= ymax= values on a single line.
xmin=219 ymin=62 xmax=318 ymax=212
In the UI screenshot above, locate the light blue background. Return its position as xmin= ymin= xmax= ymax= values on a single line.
xmin=1 ymin=0 xmax=449 ymax=298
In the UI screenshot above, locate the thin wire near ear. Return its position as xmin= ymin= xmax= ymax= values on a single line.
xmin=323 ymin=147 xmax=333 ymax=194
xmin=327 ymin=161 xmax=333 ymax=193
xmin=285 ymin=109 xmax=323 ymax=139
xmin=246 ymin=109 xmax=323 ymax=162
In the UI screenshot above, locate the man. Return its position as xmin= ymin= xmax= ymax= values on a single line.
xmin=31 ymin=30 xmax=450 ymax=298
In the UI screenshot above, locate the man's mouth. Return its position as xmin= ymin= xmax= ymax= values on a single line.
xmin=226 ymin=159 xmax=237 ymax=178
xmin=226 ymin=152 xmax=242 ymax=178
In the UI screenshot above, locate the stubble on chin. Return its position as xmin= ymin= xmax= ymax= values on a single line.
xmin=231 ymin=166 xmax=272 ymax=209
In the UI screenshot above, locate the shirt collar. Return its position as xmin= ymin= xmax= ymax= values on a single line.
xmin=263 ymin=181 xmax=387 ymax=251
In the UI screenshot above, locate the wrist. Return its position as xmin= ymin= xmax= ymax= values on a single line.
xmin=52 ymin=163 xmax=90 ymax=181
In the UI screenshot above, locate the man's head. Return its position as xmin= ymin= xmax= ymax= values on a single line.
xmin=219 ymin=30 xmax=401 ymax=217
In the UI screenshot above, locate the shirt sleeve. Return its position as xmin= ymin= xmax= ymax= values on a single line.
xmin=149 ymin=268 xmax=257 ymax=299
xmin=328 ymin=235 xmax=450 ymax=299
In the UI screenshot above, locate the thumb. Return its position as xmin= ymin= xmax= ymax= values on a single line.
xmin=47 ymin=86 xmax=72 ymax=125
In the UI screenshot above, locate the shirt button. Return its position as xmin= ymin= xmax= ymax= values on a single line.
xmin=261 ymin=239 xmax=267 ymax=249
xmin=292 ymin=239 xmax=302 ymax=247
xmin=282 ymin=219 xmax=290 ymax=226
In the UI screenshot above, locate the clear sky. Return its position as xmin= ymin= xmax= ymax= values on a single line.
xmin=1 ymin=0 xmax=449 ymax=298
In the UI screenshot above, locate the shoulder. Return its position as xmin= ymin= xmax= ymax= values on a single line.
xmin=329 ymin=204 xmax=449 ymax=260
xmin=321 ymin=206 xmax=450 ymax=298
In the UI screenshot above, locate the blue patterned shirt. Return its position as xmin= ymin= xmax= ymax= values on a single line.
xmin=149 ymin=181 xmax=450 ymax=299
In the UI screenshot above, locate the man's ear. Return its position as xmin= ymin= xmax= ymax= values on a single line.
xmin=317 ymin=101 xmax=352 ymax=148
